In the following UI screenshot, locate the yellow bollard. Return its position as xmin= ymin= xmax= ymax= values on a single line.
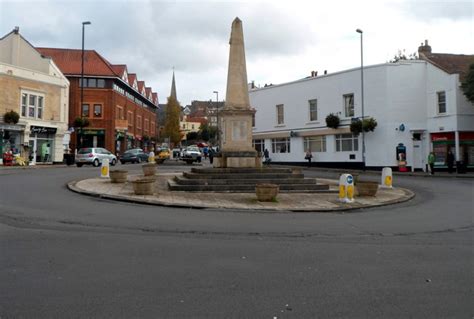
xmin=338 ymin=174 xmax=354 ymax=203
xmin=101 ymin=158 xmax=110 ymax=178
xmin=381 ymin=167 xmax=393 ymax=188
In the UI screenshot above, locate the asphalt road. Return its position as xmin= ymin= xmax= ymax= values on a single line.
xmin=0 ymin=163 xmax=472 ymax=318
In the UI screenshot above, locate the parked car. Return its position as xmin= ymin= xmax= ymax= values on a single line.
xmin=156 ymin=147 xmax=170 ymax=163
xmin=119 ymin=148 xmax=149 ymax=164
xmin=181 ymin=146 xmax=202 ymax=164
xmin=76 ymin=147 xmax=117 ymax=167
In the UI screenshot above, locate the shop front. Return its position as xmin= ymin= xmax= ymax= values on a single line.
xmin=115 ymin=130 xmax=126 ymax=155
xmin=431 ymin=132 xmax=474 ymax=169
xmin=29 ymin=126 xmax=57 ymax=164
xmin=80 ymin=129 xmax=105 ymax=149
xmin=0 ymin=123 xmax=25 ymax=164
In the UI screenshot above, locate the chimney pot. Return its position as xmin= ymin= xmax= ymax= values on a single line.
xmin=324 ymin=70 xmax=327 ymax=75
xmin=14 ymin=26 xmax=19 ymax=34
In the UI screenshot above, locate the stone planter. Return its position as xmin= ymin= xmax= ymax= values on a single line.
xmin=142 ymin=163 xmax=156 ymax=176
xmin=131 ymin=178 xmax=155 ymax=195
xmin=255 ymin=183 xmax=279 ymax=202
xmin=109 ymin=170 xmax=128 ymax=183
xmin=356 ymin=181 xmax=379 ymax=196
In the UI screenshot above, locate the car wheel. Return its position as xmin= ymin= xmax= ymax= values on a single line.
xmin=111 ymin=159 xmax=117 ymax=166
xmin=76 ymin=163 xmax=83 ymax=167
xmin=93 ymin=159 xmax=100 ymax=167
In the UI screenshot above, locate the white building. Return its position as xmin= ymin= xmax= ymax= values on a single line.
xmin=250 ymin=41 xmax=474 ymax=171
xmin=0 ymin=27 xmax=70 ymax=164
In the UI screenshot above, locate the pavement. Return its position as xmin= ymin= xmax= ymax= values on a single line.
xmin=68 ymin=172 xmax=415 ymax=212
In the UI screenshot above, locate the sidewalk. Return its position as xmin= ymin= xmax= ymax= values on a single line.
xmin=68 ymin=173 xmax=415 ymax=212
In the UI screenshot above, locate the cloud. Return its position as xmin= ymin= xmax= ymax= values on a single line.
xmin=397 ymin=0 xmax=473 ymax=21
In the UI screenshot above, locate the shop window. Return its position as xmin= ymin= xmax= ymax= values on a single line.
xmin=271 ymin=138 xmax=290 ymax=153
xmin=304 ymin=136 xmax=326 ymax=152
xmin=336 ymin=133 xmax=358 ymax=152
xmin=93 ymin=104 xmax=102 ymax=117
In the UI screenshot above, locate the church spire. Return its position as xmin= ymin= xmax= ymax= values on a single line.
xmin=170 ymin=68 xmax=177 ymax=100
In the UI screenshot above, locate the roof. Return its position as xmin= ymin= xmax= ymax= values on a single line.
xmin=145 ymin=87 xmax=152 ymax=98
xmin=138 ymin=81 xmax=145 ymax=93
xmin=152 ymin=92 xmax=158 ymax=104
xmin=111 ymin=64 xmax=126 ymax=77
xmin=128 ymin=73 xmax=137 ymax=86
xmin=185 ymin=117 xmax=208 ymax=124
xmin=36 ymin=48 xmax=117 ymax=76
xmin=420 ymin=52 xmax=474 ymax=81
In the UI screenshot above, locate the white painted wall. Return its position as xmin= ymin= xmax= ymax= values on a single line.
xmin=250 ymin=60 xmax=473 ymax=168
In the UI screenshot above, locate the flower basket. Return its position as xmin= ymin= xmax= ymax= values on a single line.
xmin=142 ymin=163 xmax=156 ymax=176
xmin=131 ymin=178 xmax=155 ymax=195
xmin=325 ymin=113 xmax=340 ymax=129
xmin=4 ymin=110 xmax=19 ymax=124
xmin=255 ymin=183 xmax=279 ymax=202
xmin=109 ymin=170 xmax=128 ymax=183
xmin=356 ymin=181 xmax=379 ymax=196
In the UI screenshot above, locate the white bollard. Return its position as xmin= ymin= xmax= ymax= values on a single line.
xmin=101 ymin=158 xmax=110 ymax=178
xmin=338 ymin=174 xmax=354 ymax=203
xmin=148 ymin=151 xmax=155 ymax=163
xmin=381 ymin=167 xmax=393 ymax=188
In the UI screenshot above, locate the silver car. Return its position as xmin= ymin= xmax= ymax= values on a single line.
xmin=75 ymin=147 xmax=117 ymax=167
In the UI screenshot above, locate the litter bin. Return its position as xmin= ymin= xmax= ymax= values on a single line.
xmin=456 ymin=161 xmax=466 ymax=174
xmin=64 ymin=153 xmax=75 ymax=166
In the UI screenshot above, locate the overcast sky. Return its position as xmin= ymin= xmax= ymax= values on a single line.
xmin=1 ymin=0 xmax=472 ymax=106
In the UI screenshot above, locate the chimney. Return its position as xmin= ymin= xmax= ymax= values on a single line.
xmin=324 ymin=70 xmax=327 ymax=75
xmin=418 ymin=39 xmax=432 ymax=55
xmin=13 ymin=26 xmax=19 ymax=34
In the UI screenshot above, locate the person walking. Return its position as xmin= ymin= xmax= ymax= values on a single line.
xmin=305 ymin=149 xmax=313 ymax=168
xmin=209 ymin=147 xmax=214 ymax=165
xmin=447 ymin=150 xmax=455 ymax=173
xmin=428 ymin=152 xmax=435 ymax=175
xmin=263 ymin=148 xmax=270 ymax=165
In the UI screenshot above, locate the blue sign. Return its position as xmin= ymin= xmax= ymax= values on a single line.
xmin=347 ymin=175 xmax=353 ymax=184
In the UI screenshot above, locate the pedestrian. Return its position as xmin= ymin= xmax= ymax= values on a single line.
xmin=447 ymin=150 xmax=455 ymax=173
xmin=305 ymin=149 xmax=313 ymax=167
xmin=263 ymin=148 xmax=270 ymax=165
xmin=209 ymin=147 xmax=214 ymax=164
xmin=428 ymin=151 xmax=435 ymax=175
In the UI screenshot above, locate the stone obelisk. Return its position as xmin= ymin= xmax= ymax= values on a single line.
xmin=217 ymin=17 xmax=258 ymax=168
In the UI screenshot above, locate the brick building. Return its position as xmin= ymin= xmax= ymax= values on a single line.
xmin=36 ymin=48 xmax=159 ymax=154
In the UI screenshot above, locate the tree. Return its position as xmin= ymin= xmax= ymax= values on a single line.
xmin=461 ymin=63 xmax=474 ymax=104
xmin=163 ymin=96 xmax=182 ymax=146
xmin=199 ymin=123 xmax=210 ymax=141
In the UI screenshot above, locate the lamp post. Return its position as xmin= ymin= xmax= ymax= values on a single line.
xmin=80 ymin=21 xmax=91 ymax=149
xmin=213 ymin=90 xmax=219 ymax=149
xmin=356 ymin=28 xmax=366 ymax=170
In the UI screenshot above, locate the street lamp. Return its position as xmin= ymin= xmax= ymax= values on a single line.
xmin=356 ymin=28 xmax=366 ymax=170
xmin=80 ymin=21 xmax=91 ymax=149
xmin=213 ymin=90 xmax=219 ymax=150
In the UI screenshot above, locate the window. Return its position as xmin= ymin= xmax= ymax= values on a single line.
xmin=82 ymin=104 xmax=90 ymax=117
xmin=116 ymin=106 xmax=124 ymax=120
xmin=97 ymin=79 xmax=105 ymax=88
xmin=151 ymin=121 xmax=155 ymax=134
xmin=276 ymin=104 xmax=284 ymax=125
xmin=253 ymin=139 xmax=264 ymax=154
xmin=144 ymin=119 xmax=150 ymax=132
xmin=136 ymin=115 xmax=142 ymax=129
xmin=437 ymin=91 xmax=446 ymax=114
xmin=252 ymin=113 xmax=256 ymax=127
xmin=93 ymin=104 xmax=102 ymax=117
xmin=192 ymin=124 xmax=195 ymax=130
xmin=344 ymin=94 xmax=354 ymax=117
xmin=182 ymin=124 xmax=186 ymax=129
xmin=304 ymin=136 xmax=326 ymax=152
xmin=336 ymin=134 xmax=359 ymax=152
xmin=127 ymin=111 xmax=133 ymax=128
xmin=88 ymin=78 xmax=97 ymax=87
xmin=79 ymin=78 xmax=106 ymax=88
xmin=309 ymin=99 xmax=318 ymax=121
xmin=21 ymin=92 xmax=44 ymax=119
xmin=271 ymin=138 xmax=290 ymax=153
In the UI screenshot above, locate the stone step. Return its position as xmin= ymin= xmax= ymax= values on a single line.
xmin=191 ymin=167 xmax=294 ymax=174
xmin=174 ymin=176 xmax=317 ymax=185
xmin=167 ymin=180 xmax=330 ymax=192
xmin=183 ymin=172 xmax=304 ymax=180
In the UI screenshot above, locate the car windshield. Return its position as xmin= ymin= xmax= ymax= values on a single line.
xmin=78 ymin=148 xmax=92 ymax=154
xmin=187 ymin=147 xmax=199 ymax=152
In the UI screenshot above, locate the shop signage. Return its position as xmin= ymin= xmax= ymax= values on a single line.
xmin=83 ymin=130 xmax=105 ymax=136
xmin=30 ymin=126 xmax=57 ymax=134
xmin=0 ymin=123 xmax=24 ymax=131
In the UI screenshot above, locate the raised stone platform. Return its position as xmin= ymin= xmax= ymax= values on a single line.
xmin=168 ymin=167 xmax=331 ymax=192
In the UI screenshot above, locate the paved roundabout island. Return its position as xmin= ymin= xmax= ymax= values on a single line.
xmin=68 ymin=172 xmax=414 ymax=212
